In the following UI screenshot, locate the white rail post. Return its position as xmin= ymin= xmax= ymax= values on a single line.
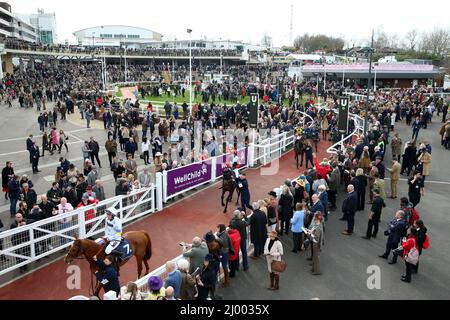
xmin=248 ymin=144 xmax=255 ymax=167
xmin=211 ymin=157 xmax=217 ymax=182
xmin=155 ymin=173 xmax=163 ymax=211
xmin=78 ymin=209 xmax=86 ymax=239
xmin=29 ymin=228 xmax=35 ymax=259
xmin=162 ymin=170 xmax=168 ymax=203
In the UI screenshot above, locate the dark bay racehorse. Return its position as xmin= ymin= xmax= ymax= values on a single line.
xmin=294 ymin=138 xmax=305 ymax=168
xmin=220 ymin=168 xmax=241 ymax=213
xmin=64 ymin=230 xmax=152 ymax=297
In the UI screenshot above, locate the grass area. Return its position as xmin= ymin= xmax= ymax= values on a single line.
xmin=115 ymin=87 xmax=123 ymax=97
xmin=140 ymin=94 xmax=252 ymax=106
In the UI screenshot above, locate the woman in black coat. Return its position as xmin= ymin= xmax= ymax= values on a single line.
xmin=401 ymin=143 xmax=417 ymax=175
xmin=355 ymin=168 xmax=368 ymax=211
xmin=2 ymin=161 xmax=14 ymax=200
xmin=278 ymin=186 xmax=294 ymax=236
xmin=412 ymin=219 xmax=428 ymax=273
xmin=93 ymin=255 xmax=121 ymax=296
xmin=196 ymin=254 xmax=217 ymax=300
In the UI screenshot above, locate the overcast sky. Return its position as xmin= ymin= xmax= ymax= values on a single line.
xmin=8 ymin=0 xmax=450 ymax=47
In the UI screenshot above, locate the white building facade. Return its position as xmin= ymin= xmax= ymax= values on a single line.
xmin=0 ymin=2 xmax=37 ymax=42
xmin=18 ymin=9 xmax=57 ymax=44
xmin=73 ymin=25 xmax=163 ymax=47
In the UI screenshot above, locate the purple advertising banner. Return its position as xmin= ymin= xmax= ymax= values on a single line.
xmin=215 ymin=148 xmax=248 ymax=178
xmin=167 ymin=160 xmax=212 ymax=196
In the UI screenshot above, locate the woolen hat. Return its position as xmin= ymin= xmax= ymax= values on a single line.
xmin=147 ymin=276 xmax=163 ymax=291
xmin=204 ymin=232 xmax=215 ymax=242
xmin=268 ymin=191 xmax=277 ymax=198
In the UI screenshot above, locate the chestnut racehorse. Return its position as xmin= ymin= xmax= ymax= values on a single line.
xmin=64 ymin=230 xmax=152 ymax=296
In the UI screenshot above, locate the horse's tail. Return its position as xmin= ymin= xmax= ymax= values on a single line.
xmin=142 ymin=231 xmax=152 ymax=261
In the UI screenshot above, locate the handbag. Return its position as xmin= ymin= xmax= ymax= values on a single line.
xmin=271 ymin=257 xmax=287 ymax=273
xmin=139 ymin=154 xmax=144 ymax=160
xmin=405 ymin=246 xmax=419 ymax=265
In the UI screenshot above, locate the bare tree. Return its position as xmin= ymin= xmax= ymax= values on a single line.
xmin=419 ymin=28 xmax=450 ymax=56
xmin=405 ymin=29 xmax=419 ymax=51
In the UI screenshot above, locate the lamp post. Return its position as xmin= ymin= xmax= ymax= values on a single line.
xmin=124 ymin=43 xmax=128 ymax=83
xmin=373 ymin=63 xmax=378 ymax=91
xmin=187 ymin=28 xmax=193 ymax=116
xmin=323 ymin=64 xmax=326 ymax=104
xmin=101 ymin=26 xmax=106 ymax=91
xmin=363 ymin=30 xmax=374 ymax=135
xmin=219 ymin=37 xmax=223 ymax=78
xmin=313 ymin=72 xmax=320 ymax=105
xmin=91 ymin=32 xmax=95 ymax=47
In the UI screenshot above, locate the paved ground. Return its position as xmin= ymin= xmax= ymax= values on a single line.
xmin=217 ymin=116 xmax=450 ymax=300
xmin=0 ymin=101 xmax=157 ymax=229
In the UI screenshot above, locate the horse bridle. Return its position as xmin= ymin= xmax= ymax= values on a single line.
xmin=66 ymin=241 xmax=86 ymax=261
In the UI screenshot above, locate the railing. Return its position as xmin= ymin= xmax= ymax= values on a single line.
xmin=0 ymin=185 xmax=156 ymax=276
xmin=160 ymin=147 xmax=248 ymax=202
xmin=251 ymin=130 xmax=295 ymax=166
xmin=326 ymin=113 xmax=365 ymax=155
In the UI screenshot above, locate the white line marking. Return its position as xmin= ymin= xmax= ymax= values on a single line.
xmin=385 ymin=177 xmax=450 ymax=185
xmin=13 ymin=151 xmax=109 ymax=174
xmin=0 ymin=141 xmax=83 ymax=157
xmin=0 ymin=128 xmax=95 ymax=143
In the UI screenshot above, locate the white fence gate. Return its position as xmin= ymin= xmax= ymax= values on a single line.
xmin=0 ymin=185 xmax=156 ymax=276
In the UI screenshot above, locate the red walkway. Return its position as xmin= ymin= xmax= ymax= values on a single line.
xmin=0 ymin=141 xmax=330 ymax=300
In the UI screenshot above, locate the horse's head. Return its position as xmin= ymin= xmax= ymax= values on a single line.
xmin=64 ymin=236 xmax=83 ymax=264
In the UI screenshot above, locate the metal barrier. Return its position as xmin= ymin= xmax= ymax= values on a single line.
xmin=0 ymin=185 xmax=156 ymax=276
xmin=251 ymin=130 xmax=296 ymax=166
xmin=326 ymin=113 xmax=365 ymax=155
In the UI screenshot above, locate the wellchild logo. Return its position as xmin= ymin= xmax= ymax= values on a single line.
xmin=174 ymin=170 xmax=203 ymax=185
xmin=201 ymin=164 xmax=207 ymax=174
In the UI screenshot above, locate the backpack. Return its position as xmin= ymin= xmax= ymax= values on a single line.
xmin=405 ymin=240 xmax=419 ymax=265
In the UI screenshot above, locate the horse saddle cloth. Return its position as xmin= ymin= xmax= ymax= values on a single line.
xmin=112 ymin=238 xmax=133 ymax=262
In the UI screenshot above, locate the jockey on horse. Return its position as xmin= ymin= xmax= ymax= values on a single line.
xmin=98 ymin=207 xmax=128 ymax=262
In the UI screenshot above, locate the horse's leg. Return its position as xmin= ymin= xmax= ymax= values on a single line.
xmin=94 ymin=283 xmax=102 ymax=298
xmin=223 ymin=190 xmax=229 ymax=213
xmin=315 ymin=141 xmax=318 ymax=152
xmin=235 ymin=188 xmax=240 ymax=205
xmin=136 ymin=256 xmax=143 ymax=279
xmin=143 ymin=256 xmax=150 ymax=275
xmin=221 ymin=190 xmax=225 ymax=207
xmin=295 ymin=152 xmax=298 ymax=168
xmin=300 ymin=151 xmax=304 ymax=167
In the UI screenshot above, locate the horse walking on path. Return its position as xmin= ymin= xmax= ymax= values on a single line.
xmin=64 ymin=230 xmax=152 ymax=297
xmin=220 ymin=168 xmax=241 ymax=213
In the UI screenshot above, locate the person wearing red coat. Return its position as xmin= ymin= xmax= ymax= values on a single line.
xmin=313 ymin=153 xmax=331 ymax=179
xmin=228 ymin=226 xmax=241 ymax=278
xmin=77 ymin=195 xmax=99 ymax=233
xmin=400 ymin=228 xmax=419 ymax=283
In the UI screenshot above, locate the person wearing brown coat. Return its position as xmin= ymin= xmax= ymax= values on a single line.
xmin=368 ymin=165 xmax=379 ymax=203
xmin=359 ymin=147 xmax=371 ymax=174
xmin=387 ymin=159 xmax=401 ymax=198
xmin=391 ymin=133 xmax=402 ymax=162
